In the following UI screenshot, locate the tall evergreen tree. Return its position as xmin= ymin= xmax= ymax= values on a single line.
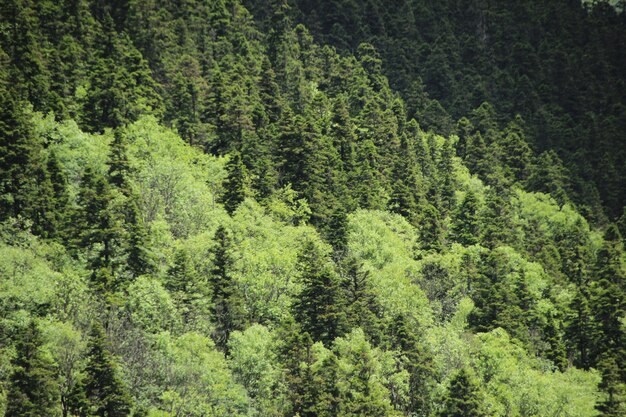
xmin=293 ymin=240 xmax=346 ymax=345
xmin=5 ymin=321 xmax=60 ymax=417
xmin=340 ymin=256 xmax=382 ymax=342
xmin=439 ymin=368 xmax=485 ymax=417
xmin=450 ymin=190 xmax=480 ymax=246
xmin=82 ymin=324 xmax=133 ymax=417
xmin=222 ymin=152 xmax=250 ymax=215
xmin=209 ymin=225 xmax=246 ymax=350
xmin=389 ymin=314 xmax=436 ymax=416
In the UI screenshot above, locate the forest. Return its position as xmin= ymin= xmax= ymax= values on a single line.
xmin=0 ymin=0 xmax=625 ymax=416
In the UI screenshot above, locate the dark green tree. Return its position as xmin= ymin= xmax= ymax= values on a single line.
xmin=596 ymin=354 xmax=626 ymax=417
xmin=389 ymin=314 xmax=436 ymax=416
xmin=83 ymin=324 xmax=133 ymax=417
xmin=209 ymin=225 xmax=246 ymax=350
xmin=222 ymin=152 xmax=250 ymax=215
xmin=5 ymin=321 xmax=59 ymax=417
xmin=340 ymin=256 xmax=382 ymax=343
xmin=107 ymin=128 xmax=132 ymax=193
xmin=293 ymin=240 xmax=346 ymax=345
xmin=124 ymin=196 xmax=154 ymax=279
xmin=450 ymin=190 xmax=480 ymax=246
xmin=439 ymin=368 xmax=485 ymax=417
xmin=566 ymin=287 xmax=595 ymax=369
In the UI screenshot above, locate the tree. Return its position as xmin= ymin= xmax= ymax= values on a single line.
xmin=124 ymin=196 xmax=154 ymax=279
xmin=83 ymin=324 xmax=133 ymax=417
xmin=389 ymin=314 xmax=436 ymax=416
xmin=450 ymin=190 xmax=480 ymax=246
xmin=293 ymin=239 xmax=346 ymax=345
xmin=5 ymin=320 xmax=60 ymax=417
xmin=566 ymin=287 xmax=595 ymax=369
xmin=439 ymin=368 xmax=485 ymax=417
xmin=222 ymin=152 xmax=250 ymax=215
xmin=107 ymin=128 xmax=132 ymax=193
xmin=340 ymin=256 xmax=382 ymax=342
xmin=209 ymin=225 xmax=246 ymax=350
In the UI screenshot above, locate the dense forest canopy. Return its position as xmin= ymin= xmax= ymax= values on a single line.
xmin=0 ymin=0 xmax=625 ymax=416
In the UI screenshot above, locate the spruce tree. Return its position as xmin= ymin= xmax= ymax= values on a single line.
xmin=390 ymin=314 xmax=436 ymax=416
xmin=5 ymin=321 xmax=60 ymax=417
xmin=440 ymin=368 xmax=485 ymax=417
xmin=46 ymin=150 xmax=70 ymax=240
xmin=293 ymin=240 xmax=346 ymax=345
xmin=125 ymin=196 xmax=154 ymax=279
xmin=83 ymin=324 xmax=133 ymax=417
xmin=340 ymin=256 xmax=382 ymax=342
xmin=566 ymin=287 xmax=594 ymax=369
xmin=222 ymin=152 xmax=249 ymax=215
xmin=107 ymin=128 xmax=132 ymax=193
xmin=450 ymin=190 xmax=480 ymax=246
xmin=209 ymin=225 xmax=246 ymax=350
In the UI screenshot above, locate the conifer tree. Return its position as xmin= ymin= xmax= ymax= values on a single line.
xmin=0 ymin=80 xmax=53 ymax=234
xmin=222 ymin=152 xmax=250 ymax=215
xmin=450 ymin=190 xmax=480 ymax=246
xmin=107 ymin=128 xmax=132 ymax=193
xmin=326 ymin=207 xmax=349 ymax=255
xmin=5 ymin=321 xmax=60 ymax=417
xmin=46 ymin=150 xmax=70 ymax=240
xmin=83 ymin=324 xmax=133 ymax=417
xmin=340 ymin=256 xmax=382 ymax=342
xmin=596 ymin=354 xmax=626 ymax=417
xmin=293 ymin=240 xmax=346 ymax=345
xmin=209 ymin=225 xmax=246 ymax=350
xmin=566 ymin=287 xmax=594 ymax=369
xmin=390 ymin=314 xmax=436 ymax=416
xmin=125 ymin=196 xmax=154 ymax=279
xmin=439 ymin=368 xmax=485 ymax=417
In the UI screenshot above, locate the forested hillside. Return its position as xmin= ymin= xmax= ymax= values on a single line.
xmin=0 ymin=1 xmax=624 ymax=416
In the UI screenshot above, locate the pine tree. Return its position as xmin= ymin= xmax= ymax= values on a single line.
xmin=417 ymin=202 xmax=444 ymax=251
xmin=0 ymin=79 xmax=53 ymax=234
xmin=209 ymin=225 xmax=246 ymax=350
xmin=222 ymin=152 xmax=250 ymax=215
xmin=440 ymin=368 xmax=485 ymax=417
xmin=566 ymin=287 xmax=594 ymax=369
xmin=125 ymin=196 xmax=154 ymax=279
xmin=596 ymin=353 xmax=626 ymax=417
xmin=107 ymin=128 xmax=132 ymax=193
xmin=340 ymin=256 xmax=382 ymax=342
xmin=326 ymin=207 xmax=349 ymax=255
xmin=293 ymin=240 xmax=346 ymax=345
xmin=450 ymin=190 xmax=480 ymax=246
xmin=83 ymin=324 xmax=133 ymax=417
xmin=5 ymin=321 xmax=60 ymax=417
xmin=389 ymin=314 xmax=436 ymax=416
xmin=46 ymin=150 xmax=70 ymax=240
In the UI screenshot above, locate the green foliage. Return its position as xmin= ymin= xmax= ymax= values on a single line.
xmin=5 ymin=320 xmax=59 ymax=417
xmin=82 ymin=324 xmax=133 ymax=417
xmin=439 ymin=368 xmax=485 ymax=417
xmin=209 ymin=225 xmax=246 ymax=350
xmin=0 ymin=1 xmax=622 ymax=415
xmin=293 ymin=239 xmax=346 ymax=345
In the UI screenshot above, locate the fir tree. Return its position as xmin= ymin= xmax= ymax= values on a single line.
xmin=83 ymin=324 xmax=133 ymax=417
xmin=389 ymin=314 xmax=436 ymax=416
xmin=450 ymin=190 xmax=480 ymax=246
xmin=222 ymin=152 xmax=250 ymax=215
xmin=107 ymin=128 xmax=132 ymax=193
xmin=5 ymin=321 xmax=60 ymax=417
xmin=125 ymin=196 xmax=154 ymax=279
xmin=209 ymin=225 xmax=246 ymax=350
xmin=340 ymin=256 xmax=382 ymax=342
xmin=293 ymin=240 xmax=346 ymax=345
xmin=439 ymin=368 xmax=485 ymax=417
